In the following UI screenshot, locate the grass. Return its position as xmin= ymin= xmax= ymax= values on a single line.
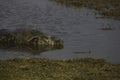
xmin=52 ymin=0 xmax=120 ymax=20
xmin=0 ymin=58 xmax=120 ymax=80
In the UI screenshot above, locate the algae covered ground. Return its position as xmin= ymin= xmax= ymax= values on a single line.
xmin=0 ymin=58 xmax=120 ymax=80
xmin=53 ymin=0 xmax=120 ymax=20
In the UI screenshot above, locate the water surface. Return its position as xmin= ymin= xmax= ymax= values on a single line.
xmin=0 ymin=0 xmax=120 ymax=63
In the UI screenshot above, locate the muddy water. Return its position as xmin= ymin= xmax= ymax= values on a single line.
xmin=0 ymin=0 xmax=120 ymax=63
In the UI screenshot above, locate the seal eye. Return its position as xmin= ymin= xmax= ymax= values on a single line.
xmin=29 ymin=37 xmax=38 ymax=45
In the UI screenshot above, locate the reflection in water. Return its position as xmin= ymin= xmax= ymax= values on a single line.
xmin=0 ymin=45 xmax=63 ymax=54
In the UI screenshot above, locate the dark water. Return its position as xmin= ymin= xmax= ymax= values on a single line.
xmin=0 ymin=0 xmax=120 ymax=63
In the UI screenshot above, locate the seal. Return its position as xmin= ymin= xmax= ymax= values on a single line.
xmin=0 ymin=29 xmax=63 ymax=52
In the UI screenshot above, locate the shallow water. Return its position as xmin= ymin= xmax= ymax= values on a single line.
xmin=0 ymin=0 xmax=120 ymax=63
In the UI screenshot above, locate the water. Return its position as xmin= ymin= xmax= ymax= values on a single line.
xmin=0 ymin=0 xmax=120 ymax=63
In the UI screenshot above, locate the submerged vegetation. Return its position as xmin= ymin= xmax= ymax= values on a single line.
xmin=0 ymin=58 xmax=120 ymax=80
xmin=53 ymin=0 xmax=120 ymax=20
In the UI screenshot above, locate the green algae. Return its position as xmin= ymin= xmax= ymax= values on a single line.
xmin=53 ymin=0 xmax=120 ymax=20
xmin=0 ymin=58 xmax=120 ymax=80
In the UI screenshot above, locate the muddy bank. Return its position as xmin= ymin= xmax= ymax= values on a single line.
xmin=0 ymin=58 xmax=120 ymax=80
xmin=53 ymin=0 xmax=120 ymax=20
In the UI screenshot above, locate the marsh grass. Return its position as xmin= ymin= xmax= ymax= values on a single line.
xmin=0 ymin=58 xmax=120 ymax=80
xmin=53 ymin=0 xmax=120 ymax=20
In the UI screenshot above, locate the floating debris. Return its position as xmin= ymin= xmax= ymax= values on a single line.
xmin=74 ymin=50 xmax=91 ymax=54
xmin=98 ymin=26 xmax=113 ymax=30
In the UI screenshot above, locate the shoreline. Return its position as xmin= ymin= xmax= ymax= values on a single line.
xmin=53 ymin=0 xmax=120 ymax=20
xmin=0 ymin=58 xmax=120 ymax=80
